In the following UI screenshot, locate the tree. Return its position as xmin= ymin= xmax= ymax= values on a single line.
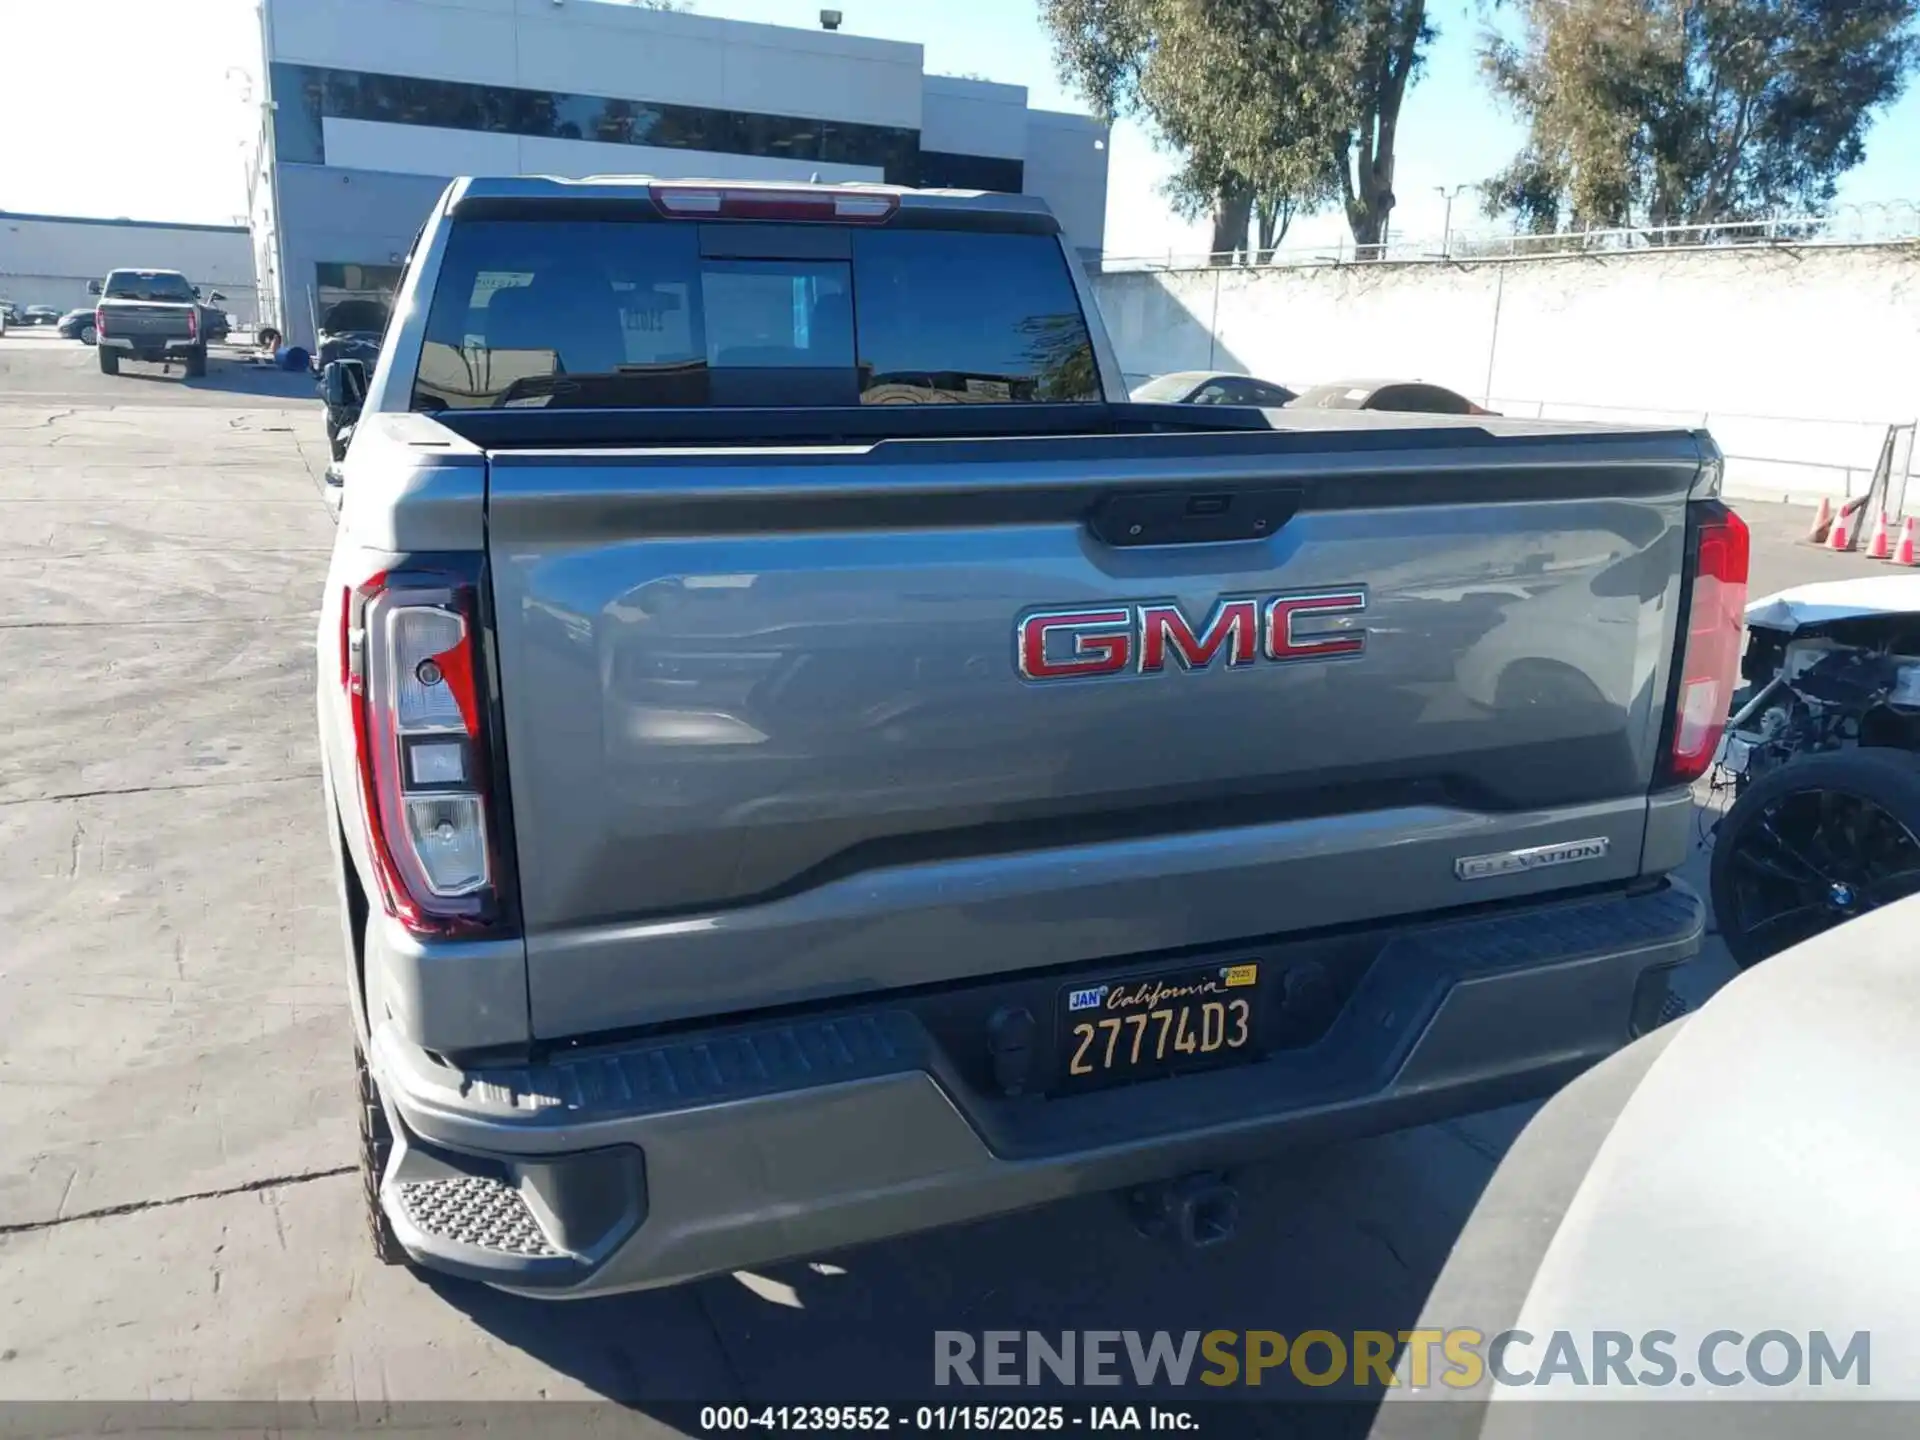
xmin=1040 ymin=0 xmax=1430 ymax=259
xmin=1480 ymin=0 xmax=1920 ymax=234
xmin=1336 ymin=0 xmax=1433 ymax=253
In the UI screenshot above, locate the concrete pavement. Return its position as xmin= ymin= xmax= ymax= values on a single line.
xmin=0 ymin=328 xmax=1867 ymax=1415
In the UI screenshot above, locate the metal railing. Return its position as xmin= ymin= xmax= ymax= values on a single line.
xmin=1098 ymin=202 xmax=1920 ymax=273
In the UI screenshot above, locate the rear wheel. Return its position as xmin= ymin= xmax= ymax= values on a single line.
xmin=355 ymin=1044 xmax=409 ymax=1266
xmin=183 ymin=345 xmax=208 ymax=378
xmin=97 ymin=347 xmax=118 ymax=375
xmin=79 ymin=323 xmax=96 ymax=345
xmin=1710 ymin=747 xmax=1920 ymax=968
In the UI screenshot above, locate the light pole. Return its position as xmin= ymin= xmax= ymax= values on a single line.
xmin=1436 ymin=183 xmax=1472 ymax=259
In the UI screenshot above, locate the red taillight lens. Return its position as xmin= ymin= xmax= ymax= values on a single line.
xmin=1664 ymin=504 xmax=1750 ymax=784
xmin=94 ymin=307 xmax=105 ymax=338
xmin=346 ymin=570 xmax=505 ymax=936
xmin=186 ymin=306 xmax=198 ymax=340
xmin=648 ymin=182 xmax=897 ymax=223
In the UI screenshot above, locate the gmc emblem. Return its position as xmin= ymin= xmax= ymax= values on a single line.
xmin=1016 ymin=589 xmax=1367 ymax=681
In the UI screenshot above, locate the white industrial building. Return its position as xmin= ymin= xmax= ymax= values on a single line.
xmin=249 ymin=0 xmax=1111 ymax=348
xmin=0 ymin=212 xmax=257 ymax=322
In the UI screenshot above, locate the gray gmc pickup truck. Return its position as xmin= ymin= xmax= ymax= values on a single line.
xmin=318 ymin=175 xmax=1740 ymax=1296
xmin=89 ymin=268 xmax=210 ymax=376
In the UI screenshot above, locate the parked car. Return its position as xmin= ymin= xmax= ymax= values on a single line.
xmin=22 ymin=304 xmax=62 ymax=326
xmin=56 ymin=308 xmax=98 ymax=344
xmin=197 ymin=299 xmax=231 ymax=344
xmin=321 ymin=173 xmax=1727 ymax=1296
xmin=1130 ymin=370 xmax=1298 ymax=406
xmin=88 ymin=268 xmax=209 ymax=376
xmin=1288 ymin=379 xmax=1498 ymax=416
xmin=1377 ymin=894 xmax=1905 ymax=1426
xmin=314 ymin=297 xmax=390 ymax=374
xmin=1711 ymin=573 xmax=1920 ymax=968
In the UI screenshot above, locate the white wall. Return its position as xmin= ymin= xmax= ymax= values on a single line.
xmin=1094 ymin=246 xmax=1920 ymax=504
xmin=267 ymin=0 xmax=923 ymax=129
xmin=320 ymin=118 xmax=884 ymax=184
xmin=0 ymin=214 xmax=256 ymax=320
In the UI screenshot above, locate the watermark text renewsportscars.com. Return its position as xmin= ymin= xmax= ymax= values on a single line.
xmin=933 ymin=1329 xmax=1871 ymax=1390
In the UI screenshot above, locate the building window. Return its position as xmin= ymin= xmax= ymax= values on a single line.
xmin=917 ymin=151 xmax=1024 ymax=194
xmin=269 ymin=63 xmax=921 ymax=185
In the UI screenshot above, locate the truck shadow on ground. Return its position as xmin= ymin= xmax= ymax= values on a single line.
xmin=104 ymin=357 xmax=322 ymax=402
xmin=434 ymin=1107 xmax=1537 ymax=1430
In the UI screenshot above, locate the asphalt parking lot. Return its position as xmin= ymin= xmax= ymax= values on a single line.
xmin=0 ymin=323 xmax=1885 ymax=1418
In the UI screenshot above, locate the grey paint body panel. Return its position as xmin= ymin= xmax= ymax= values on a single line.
xmin=483 ymin=439 xmax=1696 ymax=1036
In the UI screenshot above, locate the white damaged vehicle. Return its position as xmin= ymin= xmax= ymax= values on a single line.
xmin=1712 ymin=575 xmax=1920 ymax=966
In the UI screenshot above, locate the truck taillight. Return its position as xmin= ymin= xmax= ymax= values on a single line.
xmin=648 ymin=182 xmax=898 ymax=223
xmin=94 ymin=307 xmax=105 ymax=338
xmin=186 ymin=306 xmax=198 ymax=340
xmin=346 ymin=569 xmax=507 ymax=935
xmin=1663 ymin=503 xmax=1750 ymax=785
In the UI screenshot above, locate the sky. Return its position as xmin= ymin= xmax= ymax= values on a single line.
xmin=3 ymin=0 xmax=1918 ymax=258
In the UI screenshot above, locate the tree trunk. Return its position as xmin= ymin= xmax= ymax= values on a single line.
xmin=1210 ymin=182 xmax=1255 ymax=264
xmin=1255 ymin=195 xmax=1295 ymax=263
xmin=1340 ymin=0 xmax=1423 ymax=261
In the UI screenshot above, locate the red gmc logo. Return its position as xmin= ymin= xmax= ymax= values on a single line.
xmin=1016 ymin=590 xmax=1367 ymax=681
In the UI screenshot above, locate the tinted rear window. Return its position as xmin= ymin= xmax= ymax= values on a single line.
xmin=410 ymin=220 xmax=1099 ymax=410
xmin=1371 ymin=384 xmax=1473 ymax=414
xmin=103 ymin=271 xmax=195 ymax=302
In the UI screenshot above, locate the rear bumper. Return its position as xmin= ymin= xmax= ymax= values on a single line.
xmin=100 ymin=336 xmax=200 ymax=358
xmin=369 ymin=883 xmax=1703 ymax=1297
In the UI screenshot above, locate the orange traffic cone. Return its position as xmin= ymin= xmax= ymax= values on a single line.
xmin=1896 ymin=518 xmax=1917 ymax=566
xmin=1868 ymin=509 xmax=1892 ymax=559
xmin=1829 ymin=508 xmax=1853 ymax=550
xmin=1808 ymin=496 xmax=1834 ymax=544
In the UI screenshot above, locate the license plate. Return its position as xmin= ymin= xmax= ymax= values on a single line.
xmin=1055 ymin=960 xmax=1264 ymax=1093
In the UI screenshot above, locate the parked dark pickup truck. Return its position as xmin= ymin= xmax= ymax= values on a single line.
xmin=89 ymin=268 xmax=209 ymax=376
xmin=319 ymin=175 xmax=1739 ymax=1296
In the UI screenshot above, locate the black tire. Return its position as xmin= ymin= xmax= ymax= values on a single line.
xmin=356 ymin=1044 xmax=409 ymax=1267
xmin=80 ymin=324 xmax=96 ymax=345
xmin=97 ymin=347 xmax=118 ymax=375
xmin=1710 ymin=747 xmax=1920 ymax=969
xmin=183 ymin=345 xmax=208 ymax=379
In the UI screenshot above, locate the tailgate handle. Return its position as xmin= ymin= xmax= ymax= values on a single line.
xmin=1088 ymin=487 xmax=1303 ymax=547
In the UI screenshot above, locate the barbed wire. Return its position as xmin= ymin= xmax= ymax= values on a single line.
xmin=1098 ymin=203 xmax=1920 ymax=273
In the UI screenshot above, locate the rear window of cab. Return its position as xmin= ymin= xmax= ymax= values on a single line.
xmin=410 ymin=222 xmax=1100 ymax=410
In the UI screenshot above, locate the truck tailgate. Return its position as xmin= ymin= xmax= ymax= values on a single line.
xmin=101 ymin=303 xmax=192 ymax=337
xmin=484 ymin=426 xmax=1701 ymax=1037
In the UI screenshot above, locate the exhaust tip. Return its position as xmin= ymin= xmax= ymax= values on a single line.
xmin=1127 ymin=1172 xmax=1240 ymax=1250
